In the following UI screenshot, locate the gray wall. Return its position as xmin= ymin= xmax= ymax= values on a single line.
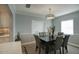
xmin=54 ymin=11 xmax=79 ymax=35
xmin=53 ymin=11 xmax=79 ymax=45
xmin=15 ymin=14 xmax=45 ymax=35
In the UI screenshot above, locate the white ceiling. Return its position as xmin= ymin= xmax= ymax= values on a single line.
xmin=15 ymin=4 xmax=79 ymax=17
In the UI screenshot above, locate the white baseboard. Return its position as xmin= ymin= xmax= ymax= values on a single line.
xmin=68 ymin=42 xmax=79 ymax=48
xmin=22 ymin=41 xmax=35 ymax=45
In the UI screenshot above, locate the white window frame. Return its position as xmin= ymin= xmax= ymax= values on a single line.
xmin=61 ymin=19 xmax=74 ymax=35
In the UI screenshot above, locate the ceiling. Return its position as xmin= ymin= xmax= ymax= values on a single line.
xmin=15 ymin=4 xmax=79 ymax=17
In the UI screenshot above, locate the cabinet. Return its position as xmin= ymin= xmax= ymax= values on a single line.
xmin=0 ymin=5 xmax=11 ymax=43
xmin=0 ymin=36 xmax=10 ymax=43
xmin=0 ymin=12 xmax=10 ymax=27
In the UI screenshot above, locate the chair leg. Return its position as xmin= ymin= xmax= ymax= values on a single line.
xmin=59 ymin=48 xmax=61 ymax=54
xmin=62 ymin=47 xmax=64 ymax=54
xmin=23 ymin=46 xmax=28 ymax=54
xmin=39 ymin=47 xmax=41 ymax=54
xmin=35 ymin=46 xmax=38 ymax=51
xmin=65 ymin=46 xmax=68 ymax=53
xmin=54 ymin=50 xmax=56 ymax=54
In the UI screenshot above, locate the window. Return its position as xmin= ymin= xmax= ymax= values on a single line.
xmin=61 ymin=19 xmax=74 ymax=35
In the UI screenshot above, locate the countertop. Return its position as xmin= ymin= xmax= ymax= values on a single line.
xmin=0 ymin=34 xmax=10 ymax=38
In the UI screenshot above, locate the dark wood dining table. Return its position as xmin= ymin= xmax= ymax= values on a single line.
xmin=39 ymin=35 xmax=65 ymax=54
xmin=39 ymin=35 xmax=56 ymax=54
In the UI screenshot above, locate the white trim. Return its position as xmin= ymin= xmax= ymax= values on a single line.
xmin=68 ymin=42 xmax=79 ymax=48
xmin=71 ymin=34 xmax=79 ymax=35
xmin=15 ymin=33 xmax=33 ymax=36
xmin=22 ymin=41 xmax=35 ymax=45
xmin=8 ymin=5 xmax=16 ymax=41
xmin=21 ymin=33 xmax=33 ymax=35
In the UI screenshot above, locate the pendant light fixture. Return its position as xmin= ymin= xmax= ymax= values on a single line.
xmin=46 ymin=8 xmax=55 ymax=20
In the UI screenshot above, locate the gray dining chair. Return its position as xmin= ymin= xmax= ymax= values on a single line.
xmin=49 ymin=36 xmax=63 ymax=54
xmin=22 ymin=46 xmax=28 ymax=54
xmin=15 ymin=32 xmax=21 ymax=41
xmin=62 ymin=35 xmax=70 ymax=54
xmin=58 ymin=32 xmax=64 ymax=35
xmin=33 ymin=34 xmax=45 ymax=53
xmin=39 ymin=32 xmax=46 ymax=37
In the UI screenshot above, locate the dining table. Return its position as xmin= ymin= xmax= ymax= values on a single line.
xmin=39 ymin=34 xmax=65 ymax=54
xmin=39 ymin=35 xmax=56 ymax=54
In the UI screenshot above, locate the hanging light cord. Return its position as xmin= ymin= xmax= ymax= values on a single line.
xmin=49 ymin=8 xmax=52 ymax=14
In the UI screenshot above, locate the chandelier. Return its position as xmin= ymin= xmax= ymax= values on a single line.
xmin=46 ymin=8 xmax=55 ymax=20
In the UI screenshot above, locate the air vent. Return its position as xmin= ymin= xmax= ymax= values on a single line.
xmin=26 ymin=4 xmax=31 ymax=8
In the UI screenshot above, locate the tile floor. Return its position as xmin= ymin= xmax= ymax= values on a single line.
xmin=22 ymin=43 xmax=79 ymax=54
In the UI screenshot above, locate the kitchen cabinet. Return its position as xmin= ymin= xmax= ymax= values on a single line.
xmin=0 ymin=35 xmax=10 ymax=43
xmin=0 ymin=12 xmax=10 ymax=27
xmin=0 ymin=5 xmax=12 ymax=43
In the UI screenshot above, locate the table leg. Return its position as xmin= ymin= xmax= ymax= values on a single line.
xmin=45 ymin=46 xmax=49 ymax=54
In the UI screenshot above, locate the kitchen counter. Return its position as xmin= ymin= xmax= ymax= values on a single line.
xmin=0 ymin=34 xmax=10 ymax=43
xmin=0 ymin=34 xmax=10 ymax=38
